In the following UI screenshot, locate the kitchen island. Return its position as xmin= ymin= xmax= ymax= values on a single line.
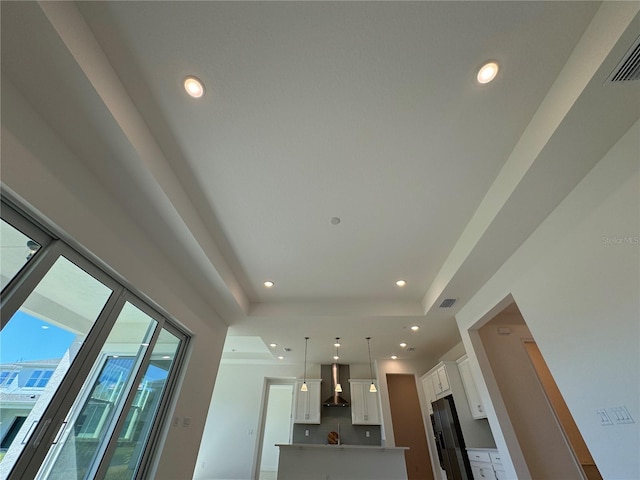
xmin=276 ymin=443 xmax=409 ymax=480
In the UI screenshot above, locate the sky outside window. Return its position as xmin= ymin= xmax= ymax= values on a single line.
xmin=0 ymin=311 xmax=76 ymax=364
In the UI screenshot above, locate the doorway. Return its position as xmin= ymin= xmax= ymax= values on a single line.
xmin=255 ymin=380 xmax=294 ymax=480
xmin=523 ymin=340 xmax=603 ymax=480
xmin=477 ymin=302 xmax=602 ymax=479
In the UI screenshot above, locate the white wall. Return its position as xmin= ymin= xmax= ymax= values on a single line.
xmin=1 ymin=76 xmax=229 ymax=480
xmin=195 ymin=363 xmax=318 ymax=480
xmin=456 ymin=120 xmax=640 ymax=479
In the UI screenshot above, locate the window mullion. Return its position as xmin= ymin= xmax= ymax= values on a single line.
xmin=136 ymin=328 xmax=189 ymax=480
xmin=91 ymin=304 xmax=164 ymax=480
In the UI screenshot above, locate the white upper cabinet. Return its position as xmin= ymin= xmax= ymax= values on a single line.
xmin=421 ymin=362 xmax=452 ymax=402
xmin=293 ymin=379 xmax=322 ymax=424
xmin=434 ymin=364 xmax=450 ymax=394
xmin=457 ymin=355 xmax=487 ymax=419
xmin=421 ymin=374 xmax=437 ymax=414
xmin=349 ymin=380 xmax=382 ymax=425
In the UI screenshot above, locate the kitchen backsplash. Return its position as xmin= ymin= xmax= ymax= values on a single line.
xmin=292 ymin=406 xmax=382 ymax=445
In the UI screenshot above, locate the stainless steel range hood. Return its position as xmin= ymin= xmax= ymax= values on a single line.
xmin=322 ymin=363 xmax=350 ymax=407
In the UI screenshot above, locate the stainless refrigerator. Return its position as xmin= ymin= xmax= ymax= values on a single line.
xmin=431 ymin=395 xmax=473 ymax=480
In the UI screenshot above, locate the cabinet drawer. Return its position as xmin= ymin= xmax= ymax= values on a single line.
xmin=494 ymin=468 xmax=507 ymax=480
xmin=470 ymin=461 xmax=495 ymax=480
xmin=468 ymin=450 xmax=492 ymax=463
xmin=489 ymin=451 xmax=503 ymax=465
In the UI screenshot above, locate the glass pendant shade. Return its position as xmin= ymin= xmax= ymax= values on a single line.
xmin=301 ymin=382 xmax=308 ymax=392
xmin=369 ymin=382 xmax=377 ymax=393
xmin=335 ymin=383 xmax=342 ymax=393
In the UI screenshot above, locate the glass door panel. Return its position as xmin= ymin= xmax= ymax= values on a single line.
xmin=0 ymin=256 xmax=113 ymax=477
xmin=104 ymin=328 xmax=181 ymax=479
xmin=35 ymin=302 xmax=157 ymax=480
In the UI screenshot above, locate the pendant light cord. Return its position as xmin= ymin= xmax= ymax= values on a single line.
xmin=366 ymin=337 xmax=374 ymax=379
xmin=367 ymin=337 xmax=377 ymax=392
xmin=303 ymin=337 xmax=309 ymax=384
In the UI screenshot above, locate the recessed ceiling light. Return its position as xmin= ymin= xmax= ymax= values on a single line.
xmin=184 ymin=76 xmax=205 ymax=98
xmin=400 ymin=343 xmax=407 ymax=348
xmin=391 ymin=355 xmax=398 ymax=360
xmin=395 ymin=280 xmax=407 ymax=287
xmin=269 ymin=343 xmax=277 ymax=348
xmin=278 ymin=356 xmax=285 ymax=360
xmin=411 ymin=325 xmax=420 ymax=331
xmin=477 ymin=61 xmax=499 ymax=84
xmin=162 ymin=355 xmax=171 ymax=359
xmin=264 ymin=281 xmax=275 ymax=288
xmin=41 ymin=325 xmax=49 ymax=330
xmin=330 ymin=217 xmax=341 ymax=225
xmin=333 ymin=355 xmax=339 ymax=360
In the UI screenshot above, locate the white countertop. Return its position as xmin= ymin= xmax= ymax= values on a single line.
xmin=276 ymin=443 xmax=408 ymax=451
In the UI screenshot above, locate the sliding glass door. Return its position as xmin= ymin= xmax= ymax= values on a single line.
xmin=0 ymin=200 xmax=188 ymax=480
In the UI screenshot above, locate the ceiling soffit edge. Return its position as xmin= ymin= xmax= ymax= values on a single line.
xmin=36 ymin=0 xmax=250 ymax=317
xmin=419 ymin=2 xmax=639 ymax=318
xmin=249 ymin=300 xmax=424 ymax=318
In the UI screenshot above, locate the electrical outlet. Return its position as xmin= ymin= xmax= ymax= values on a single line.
xmin=365 ymin=430 xmax=370 ymax=438
xmin=305 ymin=429 xmax=310 ymax=436
xmin=173 ymin=416 xmax=180 ymax=427
xmin=183 ymin=417 xmax=191 ymax=428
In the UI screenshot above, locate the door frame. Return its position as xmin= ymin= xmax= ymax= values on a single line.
xmin=251 ymin=378 xmax=295 ymax=480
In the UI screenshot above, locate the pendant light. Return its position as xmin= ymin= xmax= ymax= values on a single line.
xmin=301 ymin=337 xmax=309 ymax=392
xmin=366 ymin=337 xmax=377 ymax=393
xmin=334 ymin=337 xmax=342 ymax=393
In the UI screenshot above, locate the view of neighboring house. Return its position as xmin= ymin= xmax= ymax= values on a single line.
xmin=0 ymin=360 xmax=58 ymax=456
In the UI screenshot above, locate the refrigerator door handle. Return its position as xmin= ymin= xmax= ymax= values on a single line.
xmin=437 ymin=430 xmax=446 ymax=450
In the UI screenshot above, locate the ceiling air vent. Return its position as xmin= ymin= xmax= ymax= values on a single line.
xmin=609 ymin=35 xmax=640 ymax=82
xmin=439 ymin=298 xmax=457 ymax=308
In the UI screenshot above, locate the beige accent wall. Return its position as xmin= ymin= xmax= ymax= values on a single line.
xmin=523 ymin=340 xmax=602 ymax=480
xmin=479 ymin=323 xmax=583 ymax=479
xmin=387 ymin=374 xmax=434 ymax=480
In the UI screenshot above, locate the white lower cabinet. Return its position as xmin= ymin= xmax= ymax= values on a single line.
xmin=349 ymin=380 xmax=382 ymax=425
xmin=467 ymin=449 xmax=503 ymax=480
xmin=490 ymin=451 xmax=506 ymax=480
xmin=293 ymin=379 xmax=321 ymax=424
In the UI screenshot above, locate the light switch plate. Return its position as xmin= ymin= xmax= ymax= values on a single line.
xmin=608 ymin=406 xmax=634 ymax=424
xmin=596 ymin=409 xmax=613 ymax=426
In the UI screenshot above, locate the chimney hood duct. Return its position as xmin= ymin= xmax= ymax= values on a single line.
xmin=322 ymin=363 xmax=350 ymax=407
